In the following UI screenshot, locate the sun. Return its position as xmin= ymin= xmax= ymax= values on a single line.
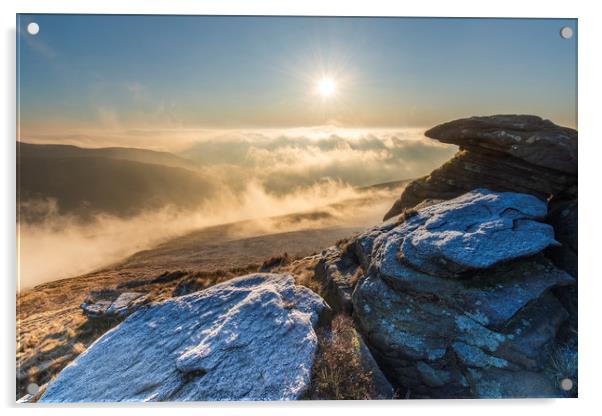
xmin=317 ymin=77 xmax=337 ymax=98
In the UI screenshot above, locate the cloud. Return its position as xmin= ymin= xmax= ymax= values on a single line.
xmin=180 ymin=128 xmax=456 ymax=193
xmin=17 ymin=127 xmax=458 ymax=289
xmin=17 ymin=180 xmax=398 ymax=290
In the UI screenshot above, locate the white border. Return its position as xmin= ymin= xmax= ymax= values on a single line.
xmin=2 ymin=1 xmax=600 ymax=415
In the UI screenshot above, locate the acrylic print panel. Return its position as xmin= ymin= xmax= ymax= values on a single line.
xmin=16 ymin=14 xmax=577 ymax=402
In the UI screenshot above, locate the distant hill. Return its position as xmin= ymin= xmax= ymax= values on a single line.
xmin=17 ymin=142 xmax=412 ymax=223
xmin=17 ymin=143 xmax=214 ymax=222
xmin=18 ymin=142 xmax=198 ymax=170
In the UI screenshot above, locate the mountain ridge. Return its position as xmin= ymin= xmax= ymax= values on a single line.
xmin=18 ymin=141 xmax=198 ymax=170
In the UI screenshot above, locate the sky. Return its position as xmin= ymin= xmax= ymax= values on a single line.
xmin=17 ymin=14 xmax=577 ymax=140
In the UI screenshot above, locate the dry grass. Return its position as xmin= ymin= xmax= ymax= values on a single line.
xmin=16 ymin=301 xmax=127 ymax=399
xmin=335 ymin=235 xmax=360 ymax=257
xmin=275 ymin=256 xmax=324 ymax=296
xmin=348 ymin=266 xmax=364 ymax=286
xmin=335 ymin=237 xmax=352 ymax=250
xmin=307 ymin=314 xmax=378 ymax=400
xmin=172 ymin=264 xmax=261 ymax=296
xmin=260 ymin=253 xmax=294 ymax=272
xmin=394 ymin=207 xmax=418 ymax=226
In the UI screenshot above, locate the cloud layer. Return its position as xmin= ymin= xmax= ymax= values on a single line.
xmin=18 ymin=127 xmax=457 ymax=290
xmin=18 ymin=180 xmax=398 ymax=290
xmin=178 ymin=128 xmax=456 ymax=194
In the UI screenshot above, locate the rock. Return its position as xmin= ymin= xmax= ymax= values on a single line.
xmin=40 ymin=273 xmax=331 ymax=402
xmin=361 ymin=190 xmax=569 ymax=329
xmin=352 ymin=190 xmax=574 ymax=398
xmin=546 ymin=338 xmax=578 ymax=397
xmin=396 ymin=189 xmax=558 ymax=276
xmin=314 ymin=245 xmax=362 ymax=314
xmin=356 ymin=330 xmax=396 ymax=399
xmin=80 ymin=290 xmax=148 ymax=321
xmin=545 ymin=187 xmax=578 ymax=339
xmin=425 ymin=115 xmax=577 ymax=174
xmin=384 ymin=115 xmax=577 ymax=220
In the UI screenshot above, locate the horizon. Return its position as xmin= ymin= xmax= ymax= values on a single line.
xmin=18 ymin=15 xmax=577 ymax=151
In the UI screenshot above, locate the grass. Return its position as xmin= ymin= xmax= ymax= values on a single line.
xmin=260 ymin=253 xmax=293 ymax=272
xmin=394 ymin=207 xmax=418 ymax=226
xmin=348 ymin=266 xmax=364 ymax=286
xmin=172 ymin=264 xmax=261 ymax=296
xmin=306 ymin=314 xmax=379 ymax=400
xmin=335 ymin=234 xmax=360 ymax=257
xmin=275 ymin=256 xmax=324 ymax=296
xmin=335 ymin=237 xmax=351 ymax=251
xmin=16 ymin=308 xmax=121 ymax=399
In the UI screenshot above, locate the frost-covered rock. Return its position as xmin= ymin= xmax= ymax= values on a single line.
xmin=80 ymin=290 xmax=149 ymax=320
xmin=352 ymin=189 xmax=575 ymax=398
xmin=40 ymin=273 xmax=330 ymax=402
xmin=396 ymin=189 xmax=558 ymax=276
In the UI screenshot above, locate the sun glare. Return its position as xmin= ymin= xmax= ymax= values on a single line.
xmin=317 ymin=77 xmax=337 ymax=98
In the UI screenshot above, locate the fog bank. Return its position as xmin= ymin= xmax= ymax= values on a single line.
xmin=18 ymin=180 xmax=398 ymax=291
xmin=18 ymin=127 xmax=456 ymax=290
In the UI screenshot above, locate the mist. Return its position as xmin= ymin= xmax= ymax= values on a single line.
xmin=17 ymin=180 xmax=399 ymax=291
xmin=17 ymin=127 xmax=457 ymax=290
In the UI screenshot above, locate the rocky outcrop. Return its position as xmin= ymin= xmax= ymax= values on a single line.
xmin=352 ymin=189 xmax=575 ymax=398
xmin=384 ymin=115 xmax=577 ymax=220
xmin=381 ymin=116 xmax=579 ymax=353
xmin=80 ymin=290 xmax=149 ymax=321
xmin=314 ymin=244 xmax=362 ymax=314
xmin=40 ymin=273 xmax=331 ymax=402
xmin=426 ymin=115 xmax=577 ymax=173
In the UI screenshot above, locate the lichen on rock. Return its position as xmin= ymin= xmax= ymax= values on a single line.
xmin=352 ymin=189 xmax=575 ymax=398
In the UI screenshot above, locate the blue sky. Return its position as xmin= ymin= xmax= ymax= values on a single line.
xmin=17 ymin=15 xmax=577 ymax=133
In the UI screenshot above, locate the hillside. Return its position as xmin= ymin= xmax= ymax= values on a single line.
xmin=17 ymin=144 xmax=214 ymax=221
xmin=18 ymin=142 xmax=197 ymax=170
